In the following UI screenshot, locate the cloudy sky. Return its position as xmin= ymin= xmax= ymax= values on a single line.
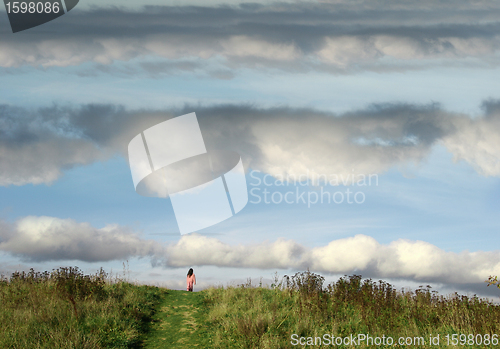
xmin=1 ymin=0 xmax=500 ymax=297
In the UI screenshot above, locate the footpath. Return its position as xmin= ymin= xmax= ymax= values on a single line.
xmin=142 ymin=290 xmax=212 ymax=348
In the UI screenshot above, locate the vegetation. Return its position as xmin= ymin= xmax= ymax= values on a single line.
xmin=487 ymin=275 xmax=500 ymax=290
xmin=142 ymin=290 xmax=212 ymax=348
xmin=1 ymin=268 xmax=499 ymax=348
xmin=204 ymin=271 xmax=500 ymax=348
xmin=0 ymin=267 xmax=164 ymax=348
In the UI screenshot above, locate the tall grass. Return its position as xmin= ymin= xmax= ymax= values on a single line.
xmin=205 ymin=271 xmax=500 ymax=348
xmin=0 ymin=267 xmax=164 ymax=349
xmin=3 ymin=268 xmax=499 ymax=348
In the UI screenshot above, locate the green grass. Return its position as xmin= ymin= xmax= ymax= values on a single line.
xmin=203 ymin=272 xmax=500 ymax=348
xmin=142 ymin=290 xmax=212 ymax=348
xmin=0 ymin=267 xmax=164 ymax=349
xmin=2 ymin=269 xmax=500 ymax=348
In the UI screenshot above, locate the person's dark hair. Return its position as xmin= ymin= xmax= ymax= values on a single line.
xmin=187 ymin=268 xmax=193 ymax=277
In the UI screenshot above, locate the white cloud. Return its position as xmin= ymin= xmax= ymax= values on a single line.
xmin=164 ymin=234 xmax=306 ymax=269
xmin=317 ymin=36 xmax=381 ymax=66
xmin=441 ymin=113 xmax=500 ymax=176
xmin=221 ymin=36 xmax=301 ymax=61
xmin=229 ymin=110 xmax=434 ymax=182
xmin=0 ymin=216 xmax=159 ymax=262
xmin=162 ymin=233 xmax=500 ymax=284
xmin=2 ymin=216 xmax=499 ymax=286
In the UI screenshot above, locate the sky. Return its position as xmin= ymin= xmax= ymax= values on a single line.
xmin=1 ymin=0 xmax=500 ymax=298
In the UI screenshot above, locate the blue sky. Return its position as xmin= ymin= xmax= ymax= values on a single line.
xmin=1 ymin=0 xmax=500 ymax=297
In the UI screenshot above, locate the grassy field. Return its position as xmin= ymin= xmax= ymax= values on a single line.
xmin=205 ymin=272 xmax=500 ymax=348
xmin=1 ymin=269 xmax=500 ymax=348
xmin=0 ymin=267 xmax=164 ymax=348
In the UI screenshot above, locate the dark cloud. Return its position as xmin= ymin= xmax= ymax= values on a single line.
xmin=2 ymin=1 xmax=500 ymax=72
xmin=1 ymin=100 xmax=500 ymax=186
xmin=446 ymin=282 xmax=500 ymax=298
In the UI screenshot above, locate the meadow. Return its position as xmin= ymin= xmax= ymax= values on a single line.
xmin=0 ymin=267 xmax=164 ymax=348
xmin=1 ymin=268 xmax=499 ymax=348
xmin=206 ymin=272 xmax=500 ymax=348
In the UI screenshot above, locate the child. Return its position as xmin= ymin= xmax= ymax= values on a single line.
xmin=186 ymin=268 xmax=196 ymax=292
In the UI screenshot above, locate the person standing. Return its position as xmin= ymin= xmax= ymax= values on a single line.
xmin=186 ymin=268 xmax=196 ymax=292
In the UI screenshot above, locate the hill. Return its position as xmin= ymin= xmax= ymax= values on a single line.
xmin=1 ymin=269 xmax=499 ymax=348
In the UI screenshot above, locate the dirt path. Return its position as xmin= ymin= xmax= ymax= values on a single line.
xmin=142 ymin=290 xmax=212 ymax=348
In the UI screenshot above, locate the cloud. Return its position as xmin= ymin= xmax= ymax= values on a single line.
xmin=200 ymin=103 xmax=448 ymax=182
xmin=440 ymin=100 xmax=500 ymax=176
xmin=2 ymin=1 xmax=500 ymax=72
xmin=164 ymin=234 xmax=306 ymax=269
xmin=0 ymin=105 xmax=105 ymax=186
xmin=0 ymin=104 xmax=165 ymax=186
xmin=2 ymin=101 xmax=500 ymax=186
xmin=0 ymin=216 xmax=159 ymax=262
xmin=162 ymin=233 xmax=500 ymax=285
xmin=2 ymin=216 xmax=499 ymax=287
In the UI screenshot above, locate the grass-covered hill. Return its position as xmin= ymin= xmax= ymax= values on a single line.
xmin=1 ymin=268 xmax=499 ymax=348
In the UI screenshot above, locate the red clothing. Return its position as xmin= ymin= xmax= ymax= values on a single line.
xmin=187 ymin=274 xmax=196 ymax=291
